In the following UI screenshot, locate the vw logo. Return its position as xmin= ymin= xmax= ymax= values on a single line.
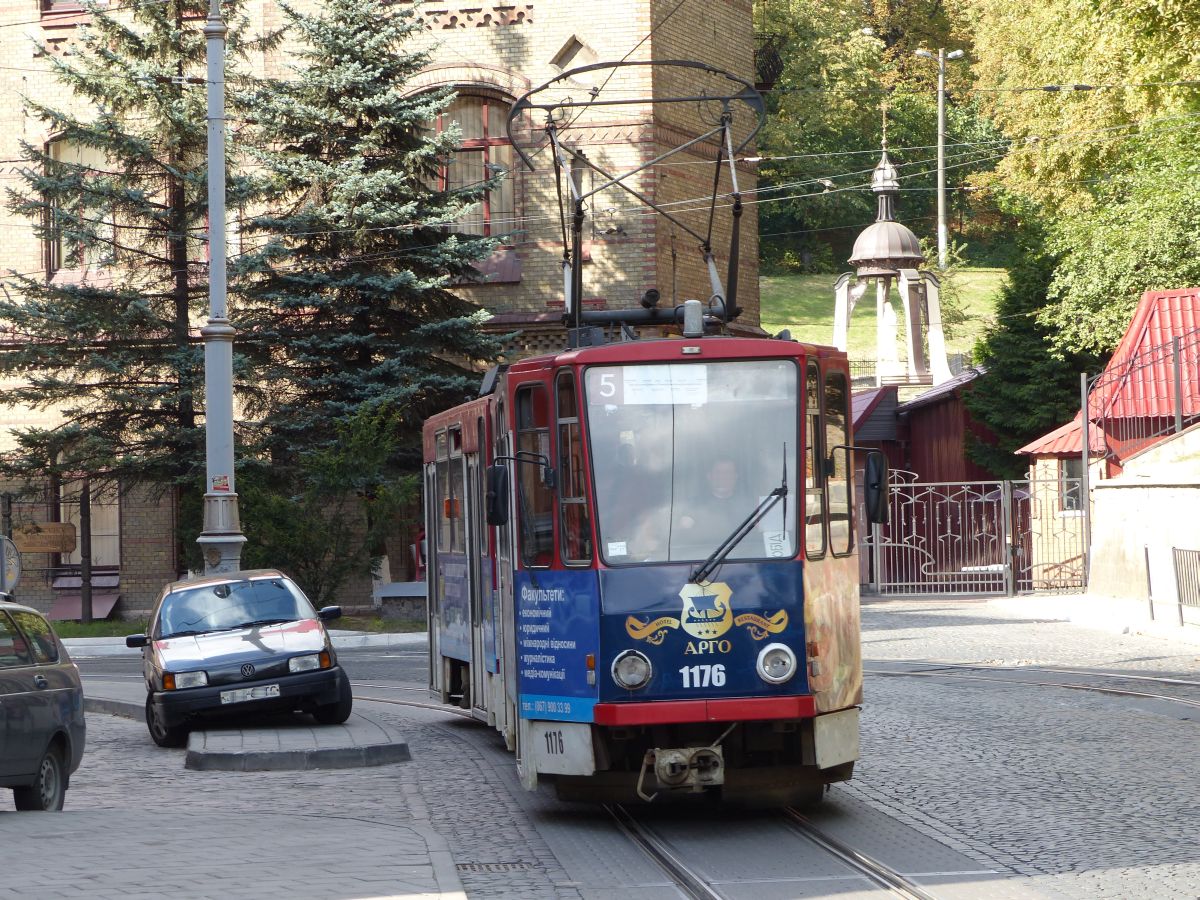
xmin=240 ymin=663 xmax=255 ymax=679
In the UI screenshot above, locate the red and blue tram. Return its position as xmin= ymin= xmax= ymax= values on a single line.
xmin=422 ymin=325 xmax=887 ymax=804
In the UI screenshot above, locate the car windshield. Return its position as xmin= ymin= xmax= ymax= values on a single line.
xmin=585 ymin=359 xmax=799 ymax=566
xmin=157 ymin=578 xmax=317 ymax=638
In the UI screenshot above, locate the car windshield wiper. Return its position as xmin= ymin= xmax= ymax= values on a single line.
xmin=233 ymin=618 xmax=294 ymax=629
xmin=689 ymin=444 xmax=788 ymax=585
xmin=159 ymin=629 xmax=207 ymax=639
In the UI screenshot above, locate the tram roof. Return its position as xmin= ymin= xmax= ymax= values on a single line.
xmin=507 ymin=334 xmax=842 ymax=373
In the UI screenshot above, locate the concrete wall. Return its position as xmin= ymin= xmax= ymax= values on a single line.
xmin=1088 ymin=424 xmax=1200 ymax=629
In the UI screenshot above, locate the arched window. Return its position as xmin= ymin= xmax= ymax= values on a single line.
xmin=437 ymin=95 xmax=515 ymax=239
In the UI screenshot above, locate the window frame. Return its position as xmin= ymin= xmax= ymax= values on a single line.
xmin=1059 ymin=456 xmax=1084 ymax=514
xmin=804 ymin=361 xmax=828 ymax=560
xmin=44 ymin=135 xmax=117 ymax=278
xmin=435 ymin=94 xmax=516 ymax=240
xmin=514 ymin=383 xmax=554 ymax=569
xmin=824 ymin=368 xmax=854 ymax=558
xmin=555 ymin=369 xmax=592 ymax=566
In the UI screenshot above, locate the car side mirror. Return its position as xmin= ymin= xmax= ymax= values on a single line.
xmin=318 ymin=606 xmax=342 ymax=622
xmin=864 ymin=451 xmax=889 ymax=525
xmin=125 ymin=634 xmax=148 ymax=648
xmin=486 ymin=464 xmax=510 ymax=526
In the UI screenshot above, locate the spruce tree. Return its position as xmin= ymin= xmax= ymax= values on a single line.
xmin=964 ymin=226 xmax=1105 ymax=478
xmin=0 ymin=0 xmax=264 ymax=500
xmin=234 ymin=0 xmax=502 ymax=475
xmin=229 ymin=0 xmax=502 ymax=590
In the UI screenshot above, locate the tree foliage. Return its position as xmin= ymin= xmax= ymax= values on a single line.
xmin=964 ymin=224 xmax=1105 ymax=477
xmin=211 ymin=0 xmax=503 ymax=587
xmin=0 ymin=0 xmax=266 ymax=492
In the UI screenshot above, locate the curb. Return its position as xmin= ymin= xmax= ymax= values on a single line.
xmin=64 ymin=630 xmax=429 ymax=657
xmin=84 ymin=696 xmax=144 ymax=721
xmin=184 ymin=741 xmax=412 ymax=772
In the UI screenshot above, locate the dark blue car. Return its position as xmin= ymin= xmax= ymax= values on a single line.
xmin=0 ymin=598 xmax=86 ymax=811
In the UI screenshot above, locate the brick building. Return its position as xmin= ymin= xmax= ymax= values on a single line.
xmin=0 ymin=0 xmax=760 ymax=613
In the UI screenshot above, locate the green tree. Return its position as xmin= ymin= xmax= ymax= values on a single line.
xmin=755 ymin=0 xmax=1002 ymax=268
xmin=0 ymin=0 xmax=265 ymax=511
xmin=964 ymin=223 xmax=1104 ymax=477
xmin=227 ymin=0 xmax=502 ymax=586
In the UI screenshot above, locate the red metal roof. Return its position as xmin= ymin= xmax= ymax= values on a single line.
xmin=851 ymin=386 xmax=894 ymax=430
xmin=1088 ymin=287 xmax=1200 ymax=420
xmin=1015 ymin=413 xmax=1107 ymax=456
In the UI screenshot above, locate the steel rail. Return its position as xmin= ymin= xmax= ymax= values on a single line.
xmin=606 ymin=804 xmax=726 ymax=900
xmin=902 ymin=661 xmax=1200 ymax=689
xmin=865 ymin=667 xmax=1200 ymax=709
xmin=783 ymin=808 xmax=939 ymax=900
xmin=354 ymin=694 xmax=476 ymax=719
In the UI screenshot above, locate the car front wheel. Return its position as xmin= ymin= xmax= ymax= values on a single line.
xmin=13 ymin=744 xmax=66 ymax=812
xmin=313 ymin=675 xmax=353 ymax=725
xmin=146 ymin=694 xmax=189 ymax=748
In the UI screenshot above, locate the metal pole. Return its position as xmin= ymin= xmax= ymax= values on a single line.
xmin=197 ymin=0 xmax=245 ymax=574
xmin=1 ymin=493 xmax=11 ymax=538
xmin=79 ymin=478 xmax=92 ymax=624
xmin=936 ymin=49 xmax=947 ymax=270
xmin=1173 ymin=336 xmax=1183 ymax=433
xmin=1001 ymin=480 xmax=1014 ymax=596
xmin=1080 ymin=373 xmax=1092 ymax=585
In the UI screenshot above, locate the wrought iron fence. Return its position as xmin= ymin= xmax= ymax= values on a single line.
xmin=859 ymin=470 xmax=1086 ymax=596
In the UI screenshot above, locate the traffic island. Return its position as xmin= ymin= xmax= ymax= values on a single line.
xmin=82 ymin=695 xmax=411 ymax=772
xmin=185 ymin=713 xmax=411 ymax=771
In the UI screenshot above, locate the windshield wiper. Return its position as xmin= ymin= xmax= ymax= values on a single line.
xmin=159 ymin=629 xmax=206 ymax=639
xmin=234 ymin=618 xmax=293 ymax=629
xmin=689 ymin=444 xmax=788 ymax=585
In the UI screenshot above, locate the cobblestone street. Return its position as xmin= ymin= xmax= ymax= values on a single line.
xmin=5 ymin=598 xmax=1197 ymax=899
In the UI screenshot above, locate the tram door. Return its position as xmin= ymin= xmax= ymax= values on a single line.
xmin=466 ymin=416 xmax=489 ymax=718
xmin=492 ymin=401 xmax=518 ymax=744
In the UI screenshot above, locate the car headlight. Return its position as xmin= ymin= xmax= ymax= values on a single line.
xmin=289 ymin=652 xmax=330 ymax=673
xmin=611 ymin=650 xmax=652 ymax=690
xmin=165 ymin=670 xmax=208 ymax=690
xmin=756 ymin=643 xmax=797 ymax=684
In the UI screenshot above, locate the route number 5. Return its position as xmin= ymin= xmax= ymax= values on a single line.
xmin=598 ymin=373 xmax=617 ymax=398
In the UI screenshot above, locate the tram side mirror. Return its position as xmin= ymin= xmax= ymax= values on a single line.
xmin=864 ymin=451 xmax=889 ymax=525
xmin=486 ymin=464 xmax=510 ymax=526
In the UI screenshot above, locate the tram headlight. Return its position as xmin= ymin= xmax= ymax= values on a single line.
xmin=756 ymin=643 xmax=797 ymax=684
xmin=611 ymin=650 xmax=653 ymax=691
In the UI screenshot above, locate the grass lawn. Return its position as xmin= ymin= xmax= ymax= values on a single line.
xmin=759 ymin=267 xmax=1007 ymax=361
xmin=51 ymin=613 xmax=424 ymax=639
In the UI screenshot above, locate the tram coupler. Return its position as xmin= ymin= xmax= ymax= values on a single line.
xmin=636 ymin=746 xmax=726 ymax=801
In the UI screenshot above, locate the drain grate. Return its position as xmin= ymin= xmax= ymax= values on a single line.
xmin=455 ymin=863 xmax=535 ymax=874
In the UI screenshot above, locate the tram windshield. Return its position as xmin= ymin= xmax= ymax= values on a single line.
xmin=584 ymin=359 xmax=799 ymax=566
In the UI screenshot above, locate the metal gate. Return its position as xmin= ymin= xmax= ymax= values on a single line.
xmin=860 ymin=470 xmax=1087 ymax=596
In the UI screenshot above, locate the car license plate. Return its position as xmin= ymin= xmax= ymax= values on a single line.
xmin=220 ymin=683 xmax=281 ymax=705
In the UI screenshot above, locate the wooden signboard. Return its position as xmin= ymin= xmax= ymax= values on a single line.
xmin=12 ymin=522 xmax=77 ymax=554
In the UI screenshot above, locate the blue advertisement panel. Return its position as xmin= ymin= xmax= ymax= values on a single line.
xmin=516 ymin=569 xmax=600 ymax=721
xmin=436 ymin=553 xmax=471 ymax=662
xmin=482 ymin=557 xmax=498 ymax=674
xmin=598 ymin=562 xmax=809 ymax=702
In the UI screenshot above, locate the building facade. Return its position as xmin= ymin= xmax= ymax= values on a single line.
xmin=0 ymin=0 xmax=760 ymax=614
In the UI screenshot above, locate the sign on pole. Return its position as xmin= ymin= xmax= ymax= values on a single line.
xmin=0 ymin=536 xmax=20 ymax=595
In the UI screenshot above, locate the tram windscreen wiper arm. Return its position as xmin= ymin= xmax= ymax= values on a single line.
xmin=689 ymin=456 xmax=787 ymax=585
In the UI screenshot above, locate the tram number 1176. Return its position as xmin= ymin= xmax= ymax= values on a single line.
xmin=680 ymin=664 xmax=726 ymax=688
xmin=544 ymin=729 xmax=565 ymax=755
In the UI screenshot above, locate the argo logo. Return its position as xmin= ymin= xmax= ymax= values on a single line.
xmin=624 ymin=581 xmax=789 ymax=655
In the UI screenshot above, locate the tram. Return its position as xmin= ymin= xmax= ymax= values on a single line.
xmin=420 ymin=61 xmax=888 ymax=804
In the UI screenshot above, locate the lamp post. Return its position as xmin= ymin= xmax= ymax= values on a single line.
xmin=196 ymin=0 xmax=245 ymax=574
xmin=914 ymin=47 xmax=965 ymax=270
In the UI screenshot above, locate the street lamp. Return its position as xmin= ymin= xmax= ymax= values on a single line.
xmin=914 ymin=47 xmax=965 ymax=270
xmin=196 ymin=0 xmax=246 ymax=574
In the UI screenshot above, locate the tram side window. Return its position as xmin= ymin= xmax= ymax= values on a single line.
xmin=516 ymin=385 xmax=554 ymax=567
xmin=825 ymin=371 xmax=853 ymax=556
xmin=557 ymin=371 xmax=592 ymax=564
xmin=805 ymin=363 xmax=827 ymax=559
xmin=436 ymin=431 xmax=452 ymax=554
xmin=449 ymin=428 xmax=466 ymax=553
